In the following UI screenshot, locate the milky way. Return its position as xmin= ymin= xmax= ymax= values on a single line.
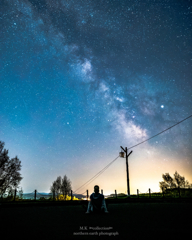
xmin=0 ymin=0 xmax=192 ymax=194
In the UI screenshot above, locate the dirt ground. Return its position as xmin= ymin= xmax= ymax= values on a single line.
xmin=1 ymin=202 xmax=191 ymax=239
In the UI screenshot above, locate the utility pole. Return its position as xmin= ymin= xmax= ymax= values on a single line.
xmin=34 ymin=189 xmax=37 ymax=201
xmin=71 ymin=190 xmax=73 ymax=201
xmin=86 ymin=190 xmax=89 ymax=201
xmin=120 ymin=146 xmax=132 ymax=196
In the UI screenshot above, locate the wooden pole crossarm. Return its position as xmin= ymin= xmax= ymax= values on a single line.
xmin=120 ymin=146 xmax=125 ymax=152
xmin=128 ymin=150 xmax=133 ymax=157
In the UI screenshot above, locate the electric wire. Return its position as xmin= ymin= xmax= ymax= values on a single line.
xmin=127 ymin=114 xmax=192 ymax=150
xmin=73 ymin=156 xmax=119 ymax=194
xmin=74 ymin=156 xmax=119 ymax=194
xmin=79 ymin=190 xmax=87 ymax=196
xmin=77 ymin=158 xmax=119 ymax=193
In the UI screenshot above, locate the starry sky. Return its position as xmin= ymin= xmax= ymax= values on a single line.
xmin=1 ymin=0 xmax=192 ymax=195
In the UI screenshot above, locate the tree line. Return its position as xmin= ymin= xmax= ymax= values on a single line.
xmin=159 ymin=171 xmax=192 ymax=193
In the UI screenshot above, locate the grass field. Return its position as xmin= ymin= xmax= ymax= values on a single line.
xmin=1 ymin=202 xmax=191 ymax=239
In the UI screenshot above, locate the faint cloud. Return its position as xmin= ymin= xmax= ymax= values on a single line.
xmin=112 ymin=110 xmax=147 ymax=142
xmin=99 ymin=82 xmax=109 ymax=92
xmin=142 ymin=106 xmax=154 ymax=115
xmin=69 ymin=44 xmax=79 ymax=52
xmin=73 ymin=59 xmax=94 ymax=83
xmin=82 ymin=59 xmax=92 ymax=74
xmin=116 ymin=97 xmax=124 ymax=102
xmin=15 ymin=0 xmax=33 ymax=17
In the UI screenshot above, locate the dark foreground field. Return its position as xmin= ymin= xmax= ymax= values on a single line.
xmin=1 ymin=202 xmax=191 ymax=239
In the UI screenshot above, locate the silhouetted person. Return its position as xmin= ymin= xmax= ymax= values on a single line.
xmin=86 ymin=185 xmax=108 ymax=214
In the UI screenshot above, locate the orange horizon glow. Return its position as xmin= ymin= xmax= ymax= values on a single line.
xmin=29 ymin=150 xmax=192 ymax=196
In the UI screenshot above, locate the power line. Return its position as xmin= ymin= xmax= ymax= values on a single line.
xmin=74 ymin=156 xmax=119 ymax=194
xmin=78 ymin=156 xmax=119 ymax=191
xmin=128 ymin=114 xmax=192 ymax=150
xmin=79 ymin=190 xmax=87 ymax=195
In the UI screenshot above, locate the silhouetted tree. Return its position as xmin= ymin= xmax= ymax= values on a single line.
xmin=0 ymin=141 xmax=23 ymax=197
xmin=50 ymin=175 xmax=71 ymax=200
xmin=159 ymin=171 xmax=192 ymax=193
xmin=61 ymin=175 xmax=72 ymax=200
xmin=50 ymin=176 xmax=61 ymax=200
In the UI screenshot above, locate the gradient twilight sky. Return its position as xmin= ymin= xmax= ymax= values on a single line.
xmin=1 ymin=0 xmax=192 ymax=195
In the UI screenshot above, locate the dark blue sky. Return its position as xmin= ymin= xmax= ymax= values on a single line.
xmin=0 ymin=0 xmax=192 ymax=194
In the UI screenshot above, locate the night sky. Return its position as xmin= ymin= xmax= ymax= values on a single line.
xmin=1 ymin=0 xmax=192 ymax=195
